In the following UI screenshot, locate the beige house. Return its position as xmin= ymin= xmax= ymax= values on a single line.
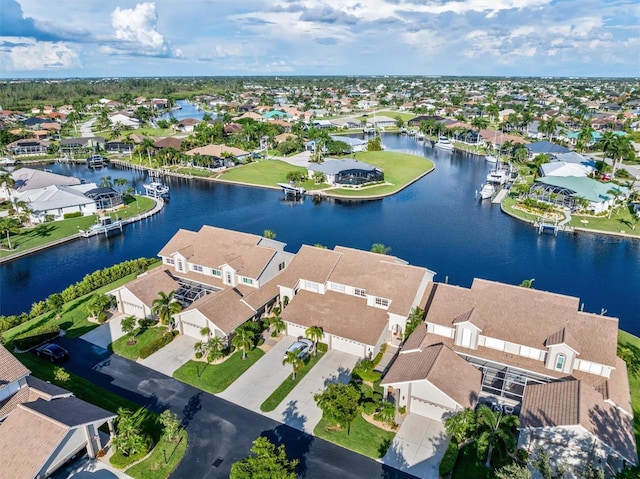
xmin=0 ymin=345 xmax=116 ymax=479
xmin=381 ymin=278 xmax=636 ymax=472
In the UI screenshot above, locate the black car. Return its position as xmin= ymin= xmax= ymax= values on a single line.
xmin=35 ymin=343 xmax=69 ymax=362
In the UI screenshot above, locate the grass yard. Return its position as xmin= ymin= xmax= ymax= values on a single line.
xmin=134 ymin=127 xmax=174 ymax=137
xmin=125 ymin=428 xmax=188 ymax=479
xmin=260 ymin=351 xmax=325 ymax=412
xmin=111 ymin=326 xmax=168 ymax=360
xmin=173 ymin=348 xmax=265 ymax=394
xmin=618 ymin=330 xmax=640 ymax=452
xmin=369 ymin=111 xmax=416 ymax=122
xmin=451 ymin=442 xmax=491 ymax=479
xmin=218 ymin=160 xmax=306 ymax=187
xmin=314 ymin=413 xmax=396 ymax=459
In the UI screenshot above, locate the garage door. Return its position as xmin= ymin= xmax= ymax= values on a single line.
xmin=180 ymin=320 xmax=203 ymax=339
xmin=122 ymin=301 xmax=145 ymax=317
xmin=331 ymin=336 xmax=365 ymax=357
xmin=410 ymin=397 xmax=451 ymax=421
xmin=286 ymin=322 xmax=307 ymax=339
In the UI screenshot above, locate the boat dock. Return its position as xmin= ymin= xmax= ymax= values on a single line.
xmin=277 ymin=183 xmax=306 ymax=198
xmin=492 ymin=189 xmax=509 ymax=204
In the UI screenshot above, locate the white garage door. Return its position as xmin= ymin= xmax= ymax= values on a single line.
xmin=331 ymin=336 xmax=365 ymax=357
xmin=181 ymin=320 xmax=203 ymax=339
xmin=122 ymin=301 xmax=145 ymax=318
xmin=410 ymin=397 xmax=451 ymax=421
xmin=286 ymin=323 xmax=307 ymax=339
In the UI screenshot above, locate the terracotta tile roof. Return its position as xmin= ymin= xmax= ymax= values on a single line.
xmin=381 ymin=343 xmax=481 ymax=409
xmin=124 ymin=268 xmax=180 ymax=308
xmin=424 ymin=279 xmax=618 ymax=368
xmin=275 ymin=245 xmax=342 ymax=289
xmin=158 ymin=226 xmax=280 ymax=280
xmin=0 ymin=344 xmax=30 ymax=386
xmin=520 ymin=380 xmax=637 ymax=464
xmin=282 ymin=290 xmax=389 ymax=345
xmin=576 ymin=357 xmax=633 ymax=415
xmin=452 ymin=308 xmax=485 ymax=330
xmin=242 ymin=278 xmax=279 ymax=310
xmin=402 ymin=323 xmax=428 ymax=352
xmin=154 ymin=137 xmax=184 ymax=149
xmin=182 ymin=288 xmax=256 ymax=334
xmin=545 ymin=327 xmax=579 ymax=352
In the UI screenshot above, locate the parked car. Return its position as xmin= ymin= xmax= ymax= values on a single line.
xmin=35 ymin=343 xmax=69 ymax=363
xmin=284 ymin=338 xmax=313 ymax=359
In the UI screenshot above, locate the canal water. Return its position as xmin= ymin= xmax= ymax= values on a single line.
xmin=2 ymin=134 xmax=639 ymax=335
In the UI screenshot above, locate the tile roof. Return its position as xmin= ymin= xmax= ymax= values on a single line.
xmin=0 ymin=344 xmax=30 ymax=386
xmin=381 ymin=343 xmax=481 ymax=409
xmin=124 ymin=268 xmax=180 ymax=308
xmin=275 ymin=245 xmax=342 ymax=288
xmin=185 ymin=144 xmax=249 ymax=158
xmin=282 ymin=290 xmax=389 ymax=345
xmin=10 ymin=167 xmax=81 ymax=192
xmin=181 ymin=288 xmax=257 ymax=335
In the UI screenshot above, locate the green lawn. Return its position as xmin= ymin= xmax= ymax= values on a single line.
xmin=451 ymin=442 xmax=491 ymax=479
xmin=370 ymin=111 xmax=416 ymax=122
xmin=314 ymin=413 xmax=396 ymax=459
xmin=260 ymin=351 xmax=325 ymax=412
xmin=326 ymin=150 xmax=434 ymax=197
xmin=125 ymin=428 xmax=188 ymax=479
xmin=111 ymin=326 xmax=168 ymax=360
xmin=173 ymin=348 xmax=265 ymax=394
xmin=619 ymin=330 xmax=640 ymax=452
xmin=218 ymin=160 xmax=306 ymax=187
xmin=134 ymin=127 xmax=174 ymax=137
xmin=0 ymin=195 xmax=155 ymax=258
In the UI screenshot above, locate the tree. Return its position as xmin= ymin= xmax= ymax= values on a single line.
xmin=269 ymin=316 xmax=286 ymax=337
xmin=305 ymin=325 xmax=323 ymax=356
xmin=263 ymin=229 xmax=276 ymax=239
xmin=444 ymin=408 xmax=477 ymax=444
xmin=121 ymin=316 xmax=138 ymax=345
xmin=475 ymin=404 xmax=519 ymax=468
xmin=230 ymin=436 xmax=298 ymax=479
xmin=232 ymin=328 xmax=254 ymax=360
xmin=519 ymin=278 xmax=535 ymax=288
xmin=494 ymin=463 xmax=532 ymax=479
xmin=113 ymin=178 xmax=128 ymax=193
xmin=367 ymin=136 xmax=382 ymax=151
xmin=54 ymin=367 xmax=70 ymax=384
xmin=151 ymin=290 xmax=182 ymax=326
xmin=158 ymin=409 xmax=181 ymax=442
xmin=86 ymin=293 xmax=112 ymax=322
xmin=370 ymin=243 xmax=391 ymax=255
xmin=282 ymin=350 xmax=304 ymax=380
xmin=577 ymin=125 xmax=595 ymax=152
xmin=314 ymin=382 xmax=361 ymax=434
xmin=47 ymin=293 xmax=64 ymax=319
xmin=405 ymin=306 xmax=425 ymax=339
xmin=111 ymin=408 xmax=150 ymax=456
xmin=0 ymin=217 xmax=20 ymax=249
xmin=100 ymin=175 xmax=113 ymax=188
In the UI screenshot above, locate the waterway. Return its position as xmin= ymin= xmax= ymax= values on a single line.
xmin=158 ymin=99 xmax=210 ymax=122
xmin=2 ymin=134 xmax=639 ymax=336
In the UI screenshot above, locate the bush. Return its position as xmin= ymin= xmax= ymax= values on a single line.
xmin=139 ymin=331 xmax=174 ymax=359
xmin=63 ymin=211 xmax=82 ymax=219
xmin=316 ymin=342 xmax=328 ymax=353
xmin=362 ymin=401 xmax=377 ymax=415
xmin=438 ymin=439 xmax=458 ymax=478
xmin=13 ymin=323 xmax=60 ymax=350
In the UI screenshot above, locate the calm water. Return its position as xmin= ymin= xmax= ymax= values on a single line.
xmin=158 ymin=100 xmax=210 ymax=122
xmin=2 ymin=134 xmax=639 ymax=335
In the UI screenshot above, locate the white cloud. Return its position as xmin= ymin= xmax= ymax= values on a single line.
xmin=1 ymin=37 xmax=80 ymax=70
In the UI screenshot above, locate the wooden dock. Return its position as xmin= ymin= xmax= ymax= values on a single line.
xmin=491 ymin=189 xmax=509 ymax=204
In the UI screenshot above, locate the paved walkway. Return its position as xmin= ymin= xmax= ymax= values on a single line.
xmin=138 ymin=334 xmax=198 ymax=376
xmin=381 ymin=414 xmax=449 ymax=479
xmin=80 ymin=314 xmax=127 ymax=349
xmin=264 ymin=350 xmax=359 ymax=434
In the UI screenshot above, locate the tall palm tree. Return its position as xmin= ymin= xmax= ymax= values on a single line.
xmin=282 ymin=350 xmax=304 ymax=380
xmin=610 ymin=135 xmax=635 ymax=178
xmin=269 ymin=316 xmax=286 ymax=337
xmin=0 ymin=217 xmax=20 ymax=249
xmin=151 ymin=290 xmax=182 ymax=326
xmin=577 ymin=125 xmax=595 ymax=152
xmin=232 ymin=329 xmax=254 ymax=360
xmin=476 ymin=404 xmax=519 ymax=468
xmin=305 ymin=326 xmax=323 ymax=356
xmin=0 ymin=172 xmax=15 ymax=199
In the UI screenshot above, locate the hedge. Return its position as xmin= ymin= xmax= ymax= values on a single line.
xmin=13 ymin=323 xmax=60 ymax=350
xmin=139 ymin=332 xmax=175 ymax=359
xmin=316 ymin=342 xmax=328 ymax=353
xmin=438 ymin=439 xmax=459 ymax=478
xmin=63 ymin=211 xmax=82 ymax=219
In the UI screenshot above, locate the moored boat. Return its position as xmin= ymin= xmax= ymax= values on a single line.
xmin=479 ymin=183 xmax=495 ymax=200
xmin=143 ymin=181 xmax=170 ymax=199
xmin=485 ymin=155 xmax=498 ymax=163
xmin=434 ymin=136 xmax=454 ymax=150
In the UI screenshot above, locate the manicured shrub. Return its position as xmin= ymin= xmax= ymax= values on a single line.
xmin=316 ymin=342 xmax=328 ymax=353
xmin=63 ymin=211 xmax=82 ymax=219
xmin=362 ymin=401 xmax=377 ymax=415
xmin=438 ymin=439 xmax=459 ymax=478
xmin=139 ymin=331 xmax=174 ymax=359
xmin=13 ymin=323 xmax=60 ymax=350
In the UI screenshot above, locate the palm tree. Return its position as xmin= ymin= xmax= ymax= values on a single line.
xmin=577 ymin=125 xmax=595 ymax=152
xmin=0 ymin=172 xmax=15 ymax=200
xmin=151 ymin=290 xmax=182 ymax=326
xmin=371 ymin=243 xmax=391 ymax=255
xmin=475 ymin=405 xmax=519 ymax=468
xmin=305 ymin=326 xmax=323 ymax=356
xmin=519 ymin=278 xmax=535 ymax=288
xmin=0 ymin=217 xmax=20 ymax=249
xmin=282 ymin=350 xmax=304 ymax=380
xmin=113 ymin=178 xmax=128 ymax=194
xmin=269 ymin=316 xmax=286 ymax=337
xmin=539 ymin=116 xmax=559 ymax=140
xmin=610 ymin=135 xmax=635 ymax=178
xmin=263 ymin=229 xmax=276 ymax=239
xmin=232 ymin=329 xmax=254 ymax=360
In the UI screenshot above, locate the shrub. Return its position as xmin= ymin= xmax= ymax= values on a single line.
xmin=438 ymin=439 xmax=459 ymax=478
xmin=362 ymin=401 xmax=377 ymax=415
xmin=316 ymin=342 xmax=328 ymax=353
xmin=63 ymin=211 xmax=82 ymax=219
xmin=139 ymin=331 xmax=174 ymax=359
xmin=398 ymin=405 xmax=406 ymax=415
xmin=13 ymin=323 xmax=60 ymax=350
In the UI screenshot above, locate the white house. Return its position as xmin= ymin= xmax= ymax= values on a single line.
xmin=16 ymin=183 xmax=100 ymax=222
xmin=108 ymin=112 xmax=139 ymax=129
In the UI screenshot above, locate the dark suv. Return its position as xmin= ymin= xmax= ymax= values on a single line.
xmin=35 ymin=343 xmax=69 ymax=363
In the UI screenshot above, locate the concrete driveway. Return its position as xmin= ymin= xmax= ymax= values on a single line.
xmin=264 ymin=349 xmax=359 ymax=434
xmin=138 ymin=334 xmax=198 ymax=377
xmin=80 ymin=315 xmax=127 ymax=350
xmin=51 ymin=454 xmax=132 ymax=479
xmin=218 ymin=336 xmax=296 ymax=412
xmin=381 ymin=414 xmax=449 ymax=479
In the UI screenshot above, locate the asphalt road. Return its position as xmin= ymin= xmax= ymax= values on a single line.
xmin=56 ymin=337 xmax=418 ymax=479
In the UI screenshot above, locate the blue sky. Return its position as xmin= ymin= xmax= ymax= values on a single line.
xmin=0 ymin=0 xmax=638 ymax=78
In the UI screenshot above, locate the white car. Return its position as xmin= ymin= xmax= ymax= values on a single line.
xmin=284 ymin=338 xmax=313 ymax=359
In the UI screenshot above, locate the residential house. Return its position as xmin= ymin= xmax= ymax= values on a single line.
xmin=177 ymin=118 xmax=201 ymax=133
xmin=108 ymin=112 xmax=140 ymax=129
xmin=16 ymin=183 xmax=101 ymax=222
xmin=60 ymin=137 xmax=106 ymax=154
xmin=4 ymin=168 xmax=81 ymax=198
xmin=307 ymin=158 xmax=383 ymax=187
xmin=329 ymin=135 xmax=367 ymax=153
xmin=6 ymin=139 xmax=50 ymax=156
xmin=529 ymin=176 xmax=628 ymax=214
xmin=185 ymin=144 xmax=250 ymax=166
xmin=366 ymin=115 xmax=397 ymax=129
xmin=526 ymin=140 xmax=571 ymax=158
xmin=0 ymin=345 xmax=116 ymax=479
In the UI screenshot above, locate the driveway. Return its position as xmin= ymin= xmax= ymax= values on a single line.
xmin=51 ymin=454 xmax=133 ymax=479
xmin=264 ymin=350 xmax=359 ymax=434
xmin=381 ymin=414 xmax=449 ymax=479
xmin=138 ymin=334 xmax=199 ymax=377
xmin=80 ymin=315 xmax=128 ymax=350
xmin=218 ymin=336 xmax=296 ymax=412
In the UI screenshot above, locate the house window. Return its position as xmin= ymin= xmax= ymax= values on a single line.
xmin=193 ymin=264 xmax=203 ymax=272
xmin=165 ymin=258 xmax=175 ymax=265
xmin=177 ymin=260 xmax=183 ymax=271
xmin=226 ymin=272 xmax=232 ymax=284
xmin=211 ymin=269 xmax=221 ymax=277
xmin=242 ymin=277 xmax=253 ymax=285
xmin=375 ymin=297 xmax=389 ymax=307
xmin=278 ymin=261 xmax=286 ymax=271
xmin=354 ymin=288 xmax=366 ymax=297
xmin=331 ymin=283 xmax=345 ymax=293
xmin=305 ymin=281 xmax=319 ymax=292
xmin=555 ymin=354 xmax=566 ymax=370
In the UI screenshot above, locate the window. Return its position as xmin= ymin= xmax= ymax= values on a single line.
xmin=555 ymin=354 xmax=566 ymax=370
xmin=305 ymin=281 xmax=318 ymax=292
xmin=226 ymin=272 xmax=232 ymax=284
xmin=165 ymin=258 xmax=175 ymax=265
xmin=520 ymin=346 xmax=540 ymax=360
xmin=485 ymin=337 xmax=505 ymax=351
xmin=242 ymin=277 xmax=253 ymax=285
xmin=354 ymin=288 xmax=366 ymax=297
xmin=192 ymin=264 xmax=203 ymax=272
xmin=177 ymin=260 xmax=183 ymax=271
xmin=278 ymin=261 xmax=286 ymax=271
xmin=331 ymin=283 xmax=345 ymax=293
xmin=211 ymin=269 xmax=221 ymax=277
xmin=375 ymin=297 xmax=389 ymax=307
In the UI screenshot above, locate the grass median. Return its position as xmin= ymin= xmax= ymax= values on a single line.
xmin=314 ymin=414 xmax=396 ymax=459
xmin=260 ymin=351 xmax=325 ymax=412
xmin=110 ymin=326 xmax=168 ymax=360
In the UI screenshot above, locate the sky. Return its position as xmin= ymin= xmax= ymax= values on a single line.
xmin=0 ymin=0 xmax=638 ymax=78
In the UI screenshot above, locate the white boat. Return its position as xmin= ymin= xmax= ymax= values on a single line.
xmin=434 ymin=136 xmax=454 ymax=150
xmin=486 ymin=169 xmax=509 ymax=185
xmin=479 ymin=183 xmax=495 ymax=200
xmin=485 ymin=155 xmax=498 ymax=163
xmin=416 ymin=132 xmax=425 ymax=140
xmin=79 ymin=216 xmax=123 ymax=238
xmin=143 ymin=181 xmax=170 ymax=198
